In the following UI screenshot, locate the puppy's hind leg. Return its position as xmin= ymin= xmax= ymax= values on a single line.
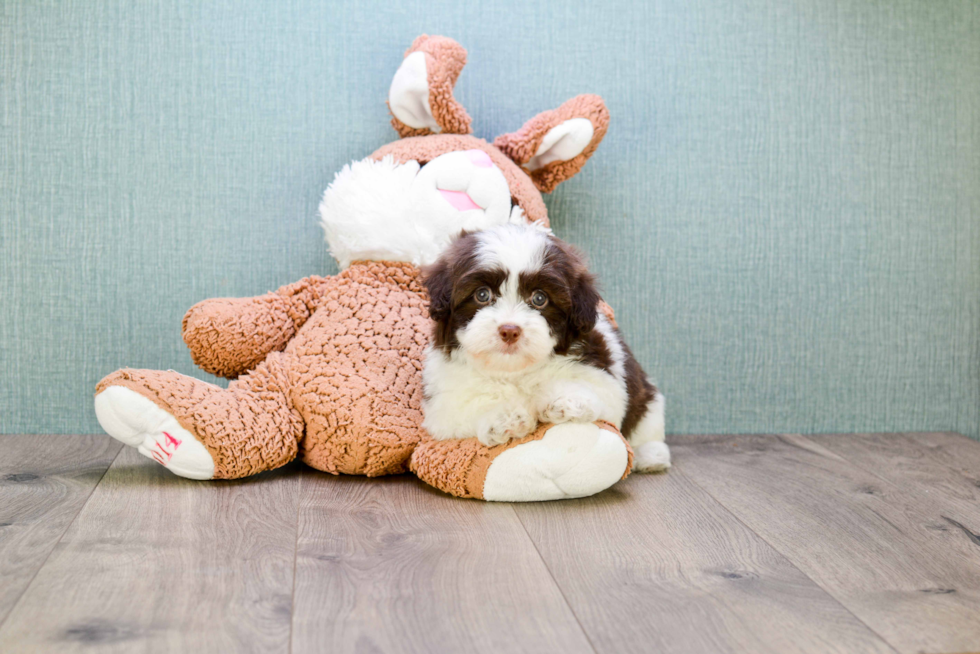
xmin=629 ymin=391 xmax=670 ymax=472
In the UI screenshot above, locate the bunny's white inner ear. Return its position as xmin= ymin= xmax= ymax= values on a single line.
xmin=388 ymin=51 xmax=441 ymax=133
xmin=526 ymin=118 xmax=595 ymax=171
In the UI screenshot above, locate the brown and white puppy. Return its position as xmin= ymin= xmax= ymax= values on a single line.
xmin=421 ymin=223 xmax=670 ymax=472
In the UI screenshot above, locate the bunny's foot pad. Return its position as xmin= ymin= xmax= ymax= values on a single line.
xmin=95 ymin=385 xmax=215 ymax=480
xmin=411 ymin=420 xmax=632 ymax=501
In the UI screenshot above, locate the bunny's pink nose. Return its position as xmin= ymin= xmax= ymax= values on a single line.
xmin=466 ymin=149 xmax=493 ymax=168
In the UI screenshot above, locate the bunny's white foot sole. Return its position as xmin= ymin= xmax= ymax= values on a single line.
xmin=482 ymin=422 xmax=628 ymax=502
xmin=94 ymin=386 xmax=215 ymax=480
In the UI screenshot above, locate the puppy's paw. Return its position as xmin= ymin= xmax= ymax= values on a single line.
xmin=539 ymin=390 xmax=601 ymax=425
xmin=477 ymin=405 xmax=535 ymax=446
xmin=633 ymin=441 xmax=671 ymax=473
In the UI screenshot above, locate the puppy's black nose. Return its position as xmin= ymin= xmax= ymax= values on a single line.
xmin=498 ymin=324 xmax=522 ymax=345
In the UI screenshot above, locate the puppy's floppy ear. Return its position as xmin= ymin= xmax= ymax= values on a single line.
xmin=494 ymin=94 xmax=609 ymax=193
xmin=569 ymin=268 xmax=602 ymax=338
xmin=421 ymin=256 xmax=454 ymax=323
xmin=388 ymin=35 xmax=473 ymax=138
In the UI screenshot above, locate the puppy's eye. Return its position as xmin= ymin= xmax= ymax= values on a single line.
xmin=474 ymin=287 xmax=493 ymax=305
xmin=530 ymin=290 xmax=549 ymax=308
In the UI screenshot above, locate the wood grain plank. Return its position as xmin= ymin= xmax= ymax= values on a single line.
xmin=901 ymin=432 xmax=980 ymax=473
xmin=0 ymin=447 xmax=301 ymax=654
xmin=0 ymin=434 xmax=121 ymax=626
xmin=815 ymin=432 xmax=980 ymax=512
xmin=674 ymin=433 xmax=980 ymax=654
xmin=512 ymin=464 xmax=896 ymax=654
xmin=291 ymin=473 xmax=595 ymax=654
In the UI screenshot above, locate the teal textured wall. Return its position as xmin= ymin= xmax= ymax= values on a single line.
xmin=1 ymin=0 xmax=978 ymax=438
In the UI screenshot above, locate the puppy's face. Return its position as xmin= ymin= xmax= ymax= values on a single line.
xmin=423 ymin=224 xmax=601 ymax=373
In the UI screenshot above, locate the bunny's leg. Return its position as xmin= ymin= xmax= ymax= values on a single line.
xmin=94 ymin=353 xmax=302 ymax=479
xmin=411 ymin=421 xmax=632 ymax=501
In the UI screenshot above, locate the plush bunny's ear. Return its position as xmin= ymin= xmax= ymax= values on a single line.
xmin=388 ymin=35 xmax=472 ymax=137
xmin=494 ymin=94 xmax=609 ymax=193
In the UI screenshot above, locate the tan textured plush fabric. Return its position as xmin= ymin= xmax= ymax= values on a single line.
xmin=371 ymin=135 xmax=550 ymax=228
xmin=494 ymin=94 xmax=610 ymax=193
xmin=287 ymin=261 xmax=430 ymax=476
xmin=410 ymin=420 xmax=633 ymax=500
xmin=99 ymin=261 xmax=429 ymax=479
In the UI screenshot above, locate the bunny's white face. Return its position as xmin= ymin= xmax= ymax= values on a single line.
xmin=318 ymin=151 xmax=526 ymax=270
xmin=410 ymin=149 xmax=514 ymax=231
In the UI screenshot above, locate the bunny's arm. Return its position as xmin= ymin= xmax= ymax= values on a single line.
xmin=182 ymin=275 xmax=338 ymax=379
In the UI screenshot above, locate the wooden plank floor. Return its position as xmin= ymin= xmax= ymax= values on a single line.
xmin=0 ymin=433 xmax=978 ymax=654
xmin=0 ymin=435 xmax=121 ymax=625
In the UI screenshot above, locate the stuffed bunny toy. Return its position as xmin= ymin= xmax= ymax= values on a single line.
xmin=94 ymin=35 xmax=666 ymax=501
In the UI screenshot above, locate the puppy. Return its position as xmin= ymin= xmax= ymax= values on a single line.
xmin=420 ymin=223 xmax=670 ymax=472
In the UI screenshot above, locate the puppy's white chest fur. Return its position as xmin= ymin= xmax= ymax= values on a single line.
xmin=422 ymin=346 xmax=627 ymax=445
